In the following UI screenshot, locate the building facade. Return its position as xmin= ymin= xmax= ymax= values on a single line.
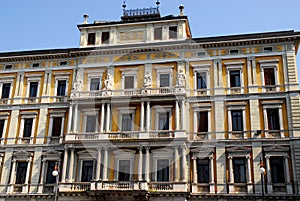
xmin=0 ymin=3 xmax=300 ymax=201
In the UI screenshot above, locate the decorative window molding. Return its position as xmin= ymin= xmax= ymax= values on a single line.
xmin=120 ymin=68 xmax=138 ymax=93
xmin=153 ymin=106 xmax=173 ymax=130
xmin=224 ymin=61 xmax=244 ymax=94
xmin=18 ymin=112 xmax=38 ymax=144
xmin=77 ymin=150 xmax=97 ymax=182
xmin=192 ymin=64 xmax=210 ymax=96
xmin=155 ymin=66 xmax=174 ymax=88
xmin=192 ymin=104 xmax=211 ymax=139
xmin=259 ymin=59 xmax=279 ymax=92
xmin=48 ymin=110 xmax=66 ymax=144
xmin=113 ymin=149 xmax=135 ymax=181
xmin=86 ymin=70 xmax=104 ymax=91
xmin=227 ymin=102 xmax=247 ymax=139
xmin=117 ymin=107 xmax=136 ymax=132
xmin=0 ymin=76 xmax=14 ymax=104
xmin=26 ymin=75 xmax=42 ymax=103
xmin=82 ymin=109 xmax=99 ymax=133
xmin=152 ymin=148 xmax=173 ymax=182
xmin=0 ymin=112 xmax=9 ymax=144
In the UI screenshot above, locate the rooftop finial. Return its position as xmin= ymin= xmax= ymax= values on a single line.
xmin=83 ymin=14 xmax=89 ymax=24
xmin=156 ymin=0 xmax=160 ymax=8
xmin=179 ymin=4 xmax=185 ymax=16
xmin=122 ymin=1 xmax=127 ymax=14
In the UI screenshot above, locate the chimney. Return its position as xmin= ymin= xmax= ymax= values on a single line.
xmin=179 ymin=4 xmax=184 ymax=16
xmin=83 ymin=14 xmax=89 ymax=24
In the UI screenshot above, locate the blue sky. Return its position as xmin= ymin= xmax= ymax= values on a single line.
xmin=0 ymin=0 xmax=300 ymax=53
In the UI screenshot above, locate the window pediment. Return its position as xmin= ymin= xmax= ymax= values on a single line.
xmin=263 ymin=145 xmax=289 ymax=152
xmin=227 ymin=146 xmax=251 ymax=153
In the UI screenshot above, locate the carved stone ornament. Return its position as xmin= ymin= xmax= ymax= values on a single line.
xmin=143 ymin=71 xmax=152 ymax=88
xmin=177 ymin=68 xmax=186 ymax=86
xmin=104 ymin=73 xmax=113 ymax=90
xmin=73 ymin=79 xmax=83 ymax=91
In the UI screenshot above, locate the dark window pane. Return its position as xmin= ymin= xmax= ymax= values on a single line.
xmin=154 ymin=27 xmax=162 ymax=40
xmin=121 ymin=114 xmax=132 ymax=131
xmin=233 ymin=158 xmax=246 ymax=183
xmin=1 ymin=83 xmax=11 ymax=99
xmin=169 ymin=26 xmax=177 ymax=39
xmin=264 ymin=68 xmax=275 ymax=86
xmin=267 ymin=108 xmax=280 ymax=130
xmin=196 ymin=72 xmax=207 ymax=89
xmin=0 ymin=119 xmax=5 ymax=138
xmin=57 ymin=80 xmax=66 ymax=96
xmin=230 ymin=49 xmax=239 ymax=55
xmin=90 ymin=78 xmax=100 ymax=91
xmin=118 ymin=160 xmax=130 ymax=181
xmin=124 ymin=76 xmax=134 ymax=89
xmin=230 ymin=70 xmax=241 ymax=88
xmin=198 ymin=111 xmax=208 ymax=132
xmin=86 ymin=115 xmax=96 ymax=132
xmin=29 ymin=82 xmax=38 ymax=97
xmin=16 ymin=162 xmax=27 ymax=184
xmin=157 ymin=159 xmax=169 ymax=182
xmin=101 ymin=32 xmax=109 ymax=44
xmin=87 ymin=33 xmax=96 ymax=45
xmin=197 ymin=159 xmax=209 ymax=183
xmin=160 ymin=74 xmax=170 ymax=87
xmin=270 ymin=157 xmax=285 ymax=183
xmin=81 ymin=161 xmax=94 ymax=182
xmin=159 ymin=113 xmax=169 ymax=130
xmin=232 ymin=110 xmax=243 ymax=131
xmin=52 ymin=117 xmax=62 ymax=137
xmin=45 ymin=161 xmax=56 ymax=184
xmin=23 ymin=118 xmax=33 ymax=137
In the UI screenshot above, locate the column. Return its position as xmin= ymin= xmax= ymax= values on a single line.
xmin=247 ymin=57 xmax=253 ymax=87
xmin=228 ymin=156 xmax=234 ymax=193
xmin=146 ymin=102 xmax=150 ymax=131
xmin=181 ymin=146 xmax=186 ymax=181
xmin=23 ymin=156 xmax=32 ymax=193
xmin=145 ymin=147 xmax=150 ymax=182
xmin=67 ymin=104 xmax=73 ymax=133
xmin=69 ymin=147 xmax=75 ymax=182
xmin=174 ymin=147 xmax=179 ymax=182
xmin=38 ymin=159 xmax=46 ymax=193
xmin=103 ymin=147 xmax=108 ymax=181
xmin=284 ymin=156 xmax=293 ymax=194
xmin=246 ymin=155 xmax=253 ymax=193
xmin=9 ymin=160 xmax=16 ymax=185
xmin=61 ymin=148 xmax=68 ymax=182
xmin=100 ymin=103 xmax=105 ymax=132
xmin=106 ymin=103 xmax=110 ymax=132
xmin=193 ymin=157 xmax=197 ymax=183
xmin=209 ymin=156 xmax=215 ymax=193
xmin=265 ymin=155 xmax=273 ymax=193
xmin=138 ymin=146 xmax=143 ymax=181
xmin=96 ymin=147 xmax=102 ymax=180
xmin=279 ymin=107 xmax=284 ymax=138
xmin=73 ymin=104 xmax=79 ymax=133
xmin=140 ymin=102 xmax=145 ymax=131
xmin=181 ymin=100 xmax=185 ymax=130
xmin=175 ymin=100 xmax=180 ymax=130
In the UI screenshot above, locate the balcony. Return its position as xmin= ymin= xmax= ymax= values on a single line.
xmin=59 ymin=182 xmax=90 ymax=192
xmin=90 ymin=181 xmax=147 ymax=191
xmin=194 ymin=89 xmax=208 ymax=96
xmin=149 ymin=182 xmax=187 ymax=192
xmin=189 ymin=132 xmax=211 ymax=141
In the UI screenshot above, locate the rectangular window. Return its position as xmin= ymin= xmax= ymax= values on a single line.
xmin=196 ymin=72 xmax=207 ymax=89
xmin=81 ymin=161 xmax=94 ymax=182
xmin=118 ymin=160 xmax=131 ymax=181
xmin=101 ymin=32 xmax=110 ymax=44
xmin=264 ymin=47 xmax=273 ymax=53
xmin=157 ymin=159 xmax=169 ymax=182
xmin=87 ymin=33 xmax=96 ymax=45
xmin=231 ymin=110 xmax=243 ymax=131
xmin=264 ymin=68 xmax=275 ymax=86
xmin=5 ymin=65 xmax=12 ymax=70
xmin=57 ymin=80 xmax=66 ymax=96
xmin=16 ymin=162 xmax=27 ymax=184
xmin=1 ymin=83 xmax=11 ymax=99
xmin=270 ymin=157 xmax=285 ymax=183
xmin=229 ymin=49 xmax=239 ymax=55
xmin=121 ymin=114 xmax=132 ymax=131
xmin=32 ymin=63 xmax=40 ymax=68
xmin=29 ymin=82 xmax=38 ymax=97
xmin=229 ymin=70 xmax=241 ymax=88
xmin=60 ymin=61 xmax=68 ymax=66
xmin=45 ymin=161 xmax=56 ymax=184
xmin=159 ymin=113 xmax=169 ymax=130
xmin=0 ymin=119 xmax=5 ymax=138
xmin=169 ymin=26 xmax=177 ymax=39
xmin=154 ymin=27 xmax=162 ymax=40
xmin=90 ymin=78 xmax=100 ymax=91
xmin=159 ymin=74 xmax=170 ymax=87
xmin=233 ymin=158 xmax=246 ymax=183
xmin=197 ymin=111 xmax=208 ymax=132
xmin=52 ymin=117 xmax=62 ymax=137
xmin=197 ymin=159 xmax=209 ymax=183
xmin=23 ymin=118 xmax=33 ymax=138
xmin=86 ymin=115 xmax=96 ymax=132
xmin=267 ymin=108 xmax=280 ymax=130
xmin=124 ymin=76 xmax=134 ymax=89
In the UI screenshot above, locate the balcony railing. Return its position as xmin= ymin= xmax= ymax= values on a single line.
xmin=59 ymin=182 xmax=90 ymax=192
xmin=149 ymin=131 xmax=175 ymax=138
xmin=149 ymin=182 xmax=187 ymax=192
xmin=189 ymin=132 xmax=211 ymax=140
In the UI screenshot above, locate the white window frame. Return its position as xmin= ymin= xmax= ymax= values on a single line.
xmin=77 ymin=150 xmax=97 ymax=182
xmin=48 ymin=110 xmax=65 ymax=143
xmin=227 ymin=103 xmax=247 ymax=139
xmin=86 ymin=70 xmax=104 ymax=91
xmin=259 ymin=59 xmax=279 ymax=92
xmin=192 ymin=64 xmax=210 ymax=96
xmin=26 ymin=74 xmax=42 ymax=103
xmin=83 ymin=109 xmax=99 ymax=133
xmin=224 ymin=61 xmax=244 ymax=94
xmin=153 ymin=106 xmax=173 ymax=131
xmin=0 ymin=112 xmax=9 ymax=144
xmin=0 ymin=76 xmax=15 ymax=104
xmin=155 ymin=66 xmax=174 ymax=88
xmin=120 ymin=68 xmax=138 ymax=91
xmin=192 ymin=104 xmax=211 ymax=139
xmin=18 ymin=111 xmax=38 ymax=144
xmin=262 ymin=101 xmax=284 ymax=138
xmin=118 ymin=107 xmax=136 ymax=132
xmin=152 ymin=148 xmax=173 ymax=182
xmin=113 ymin=149 xmax=135 ymax=181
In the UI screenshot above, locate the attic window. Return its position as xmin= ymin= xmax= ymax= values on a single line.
xmin=101 ymin=32 xmax=109 ymax=44
xmin=197 ymin=52 xmax=206 ymax=57
xmin=154 ymin=27 xmax=162 ymax=40
xmin=264 ymin=47 xmax=273 ymax=53
xmin=5 ymin=65 xmax=12 ymax=70
xmin=87 ymin=33 xmax=96 ymax=45
xmin=229 ymin=49 xmax=239 ymax=55
xmin=32 ymin=63 xmax=40 ymax=68
xmin=169 ymin=26 xmax=177 ymax=39
xmin=60 ymin=61 xmax=68 ymax=66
